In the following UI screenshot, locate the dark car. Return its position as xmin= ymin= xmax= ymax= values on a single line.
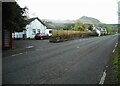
xmin=35 ymin=33 xmax=49 ymax=40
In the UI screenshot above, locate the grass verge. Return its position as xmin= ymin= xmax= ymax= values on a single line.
xmin=113 ymin=42 xmax=120 ymax=84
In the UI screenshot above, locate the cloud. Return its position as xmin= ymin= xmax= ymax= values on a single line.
xmin=17 ymin=0 xmax=118 ymax=24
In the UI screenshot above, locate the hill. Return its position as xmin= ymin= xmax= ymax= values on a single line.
xmin=43 ymin=16 xmax=119 ymax=30
xmin=78 ymin=16 xmax=102 ymax=24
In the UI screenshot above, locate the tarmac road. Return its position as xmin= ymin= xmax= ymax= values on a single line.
xmin=2 ymin=34 xmax=118 ymax=84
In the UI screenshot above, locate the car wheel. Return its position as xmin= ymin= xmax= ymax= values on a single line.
xmin=41 ymin=37 xmax=43 ymax=40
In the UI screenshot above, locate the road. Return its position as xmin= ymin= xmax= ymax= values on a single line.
xmin=3 ymin=35 xmax=118 ymax=84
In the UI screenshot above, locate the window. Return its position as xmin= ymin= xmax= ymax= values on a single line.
xmin=37 ymin=29 xmax=40 ymax=33
xmin=32 ymin=29 xmax=36 ymax=35
xmin=49 ymin=30 xmax=52 ymax=33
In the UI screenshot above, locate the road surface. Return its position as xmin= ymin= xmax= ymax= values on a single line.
xmin=3 ymin=35 xmax=118 ymax=84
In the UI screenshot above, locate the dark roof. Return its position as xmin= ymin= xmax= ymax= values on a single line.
xmin=44 ymin=23 xmax=55 ymax=29
xmin=95 ymin=27 xmax=106 ymax=32
xmin=43 ymin=22 xmax=59 ymax=29
xmin=27 ymin=17 xmax=46 ymax=26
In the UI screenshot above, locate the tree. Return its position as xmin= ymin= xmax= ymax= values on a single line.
xmin=73 ymin=22 xmax=85 ymax=31
xmin=88 ymin=24 xmax=93 ymax=31
xmin=63 ymin=23 xmax=74 ymax=30
xmin=2 ymin=2 xmax=27 ymax=32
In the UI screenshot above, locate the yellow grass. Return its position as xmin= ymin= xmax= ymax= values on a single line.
xmin=52 ymin=30 xmax=96 ymax=40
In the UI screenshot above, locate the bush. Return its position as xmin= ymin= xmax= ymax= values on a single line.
xmin=50 ymin=30 xmax=97 ymax=42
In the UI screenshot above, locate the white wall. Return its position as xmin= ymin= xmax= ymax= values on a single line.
xmin=12 ymin=32 xmax=24 ymax=38
xmin=96 ymin=29 xmax=101 ymax=36
xmin=93 ymin=26 xmax=101 ymax=36
xmin=26 ymin=19 xmax=47 ymax=38
xmin=45 ymin=29 xmax=52 ymax=36
xmin=13 ymin=19 xmax=47 ymax=39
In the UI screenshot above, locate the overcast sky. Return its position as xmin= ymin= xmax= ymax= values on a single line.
xmin=17 ymin=0 xmax=118 ymax=24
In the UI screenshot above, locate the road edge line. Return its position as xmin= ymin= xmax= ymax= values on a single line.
xmin=99 ymin=70 xmax=107 ymax=84
xmin=11 ymin=53 xmax=23 ymax=57
xmin=26 ymin=46 xmax=34 ymax=49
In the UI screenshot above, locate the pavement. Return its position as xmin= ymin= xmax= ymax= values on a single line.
xmin=2 ymin=34 xmax=118 ymax=84
xmin=2 ymin=39 xmax=52 ymax=57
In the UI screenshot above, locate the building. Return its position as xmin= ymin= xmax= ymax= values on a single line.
xmin=93 ymin=25 xmax=107 ymax=36
xmin=44 ymin=22 xmax=56 ymax=37
xmin=13 ymin=17 xmax=47 ymax=39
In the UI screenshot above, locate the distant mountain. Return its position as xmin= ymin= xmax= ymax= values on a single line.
xmin=43 ymin=21 xmax=74 ymax=29
xmin=42 ymin=19 xmax=76 ymax=24
xmin=42 ymin=19 xmax=75 ymax=29
xmin=43 ymin=16 xmax=102 ymax=25
xmin=42 ymin=16 xmax=103 ymax=29
xmin=78 ymin=16 xmax=102 ymax=24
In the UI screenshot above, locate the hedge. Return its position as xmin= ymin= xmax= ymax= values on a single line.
xmin=49 ymin=30 xmax=97 ymax=42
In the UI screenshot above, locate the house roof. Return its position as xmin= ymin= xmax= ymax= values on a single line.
xmin=27 ymin=17 xmax=60 ymax=30
xmin=95 ymin=26 xmax=106 ymax=32
xmin=44 ymin=23 xmax=56 ymax=29
xmin=27 ymin=17 xmax=46 ymax=26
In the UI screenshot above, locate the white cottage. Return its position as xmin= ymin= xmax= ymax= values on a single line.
xmin=13 ymin=17 xmax=47 ymax=39
xmin=93 ymin=25 xmax=107 ymax=36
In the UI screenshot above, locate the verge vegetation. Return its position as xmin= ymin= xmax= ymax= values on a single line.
xmin=113 ymin=43 xmax=120 ymax=84
xmin=49 ymin=30 xmax=97 ymax=42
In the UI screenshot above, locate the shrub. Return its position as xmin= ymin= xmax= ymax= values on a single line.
xmin=50 ymin=30 xmax=97 ymax=42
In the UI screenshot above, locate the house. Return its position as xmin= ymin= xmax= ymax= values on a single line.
xmin=93 ymin=25 xmax=107 ymax=36
xmin=44 ymin=23 xmax=56 ymax=37
xmin=13 ymin=17 xmax=47 ymax=39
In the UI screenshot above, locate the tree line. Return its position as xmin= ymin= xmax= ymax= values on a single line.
xmin=3 ymin=2 xmax=28 ymax=32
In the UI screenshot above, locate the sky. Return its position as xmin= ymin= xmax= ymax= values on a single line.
xmin=16 ymin=0 xmax=118 ymax=24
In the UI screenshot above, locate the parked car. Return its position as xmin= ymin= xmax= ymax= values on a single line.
xmin=35 ymin=33 xmax=49 ymax=40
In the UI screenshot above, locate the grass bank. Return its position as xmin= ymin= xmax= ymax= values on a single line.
xmin=113 ymin=42 xmax=120 ymax=84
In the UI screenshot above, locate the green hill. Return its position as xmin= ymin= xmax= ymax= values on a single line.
xmin=78 ymin=16 xmax=102 ymax=24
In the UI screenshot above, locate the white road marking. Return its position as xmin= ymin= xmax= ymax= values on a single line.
xmin=12 ymin=53 xmax=23 ymax=57
xmin=26 ymin=46 xmax=34 ymax=49
xmin=112 ymin=49 xmax=115 ymax=53
xmin=106 ymin=66 xmax=108 ymax=68
xmin=99 ymin=70 xmax=106 ymax=84
xmin=112 ymin=42 xmax=118 ymax=53
xmin=115 ymin=43 xmax=118 ymax=48
xmin=77 ymin=46 xmax=79 ymax=48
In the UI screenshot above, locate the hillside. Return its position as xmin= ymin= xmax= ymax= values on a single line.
xmin=78 ymin=16 xmax=102 ymax=24
xmin=42 ymin=19 xmax=75 ymax=24
xmin=44 ymin=21 xmax=74 ymax=30
xmin=43 ymin=16 xmax=119 ymax=30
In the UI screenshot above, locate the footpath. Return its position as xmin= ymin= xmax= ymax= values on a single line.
xmin=2 ymin=40 xmax=35 ymax=57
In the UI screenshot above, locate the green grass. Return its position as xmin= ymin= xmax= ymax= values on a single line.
xmin=113 ymin=43 xmax=120 ymax=84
